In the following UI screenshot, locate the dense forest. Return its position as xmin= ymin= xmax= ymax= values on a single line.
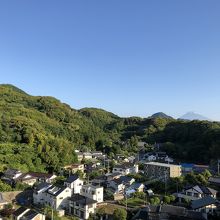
xmin=0 ymin=84 xmax=220 ymax=173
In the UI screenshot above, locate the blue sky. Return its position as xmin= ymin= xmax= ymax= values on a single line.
xmin=0 ymin=1 xmax=220 ymax=120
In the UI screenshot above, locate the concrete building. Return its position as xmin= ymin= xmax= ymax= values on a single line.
xmin=81 ymin=184 xmax=103 ymax=203
xmin=69 ymin=194 xmax=97 ymax=220
xmin=144 ymin=162 xmax=181 ymax=179
xmin=64 ymin=175 xmax=84 ymax=195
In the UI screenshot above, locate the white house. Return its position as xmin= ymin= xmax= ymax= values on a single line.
xmin=109 ymin=179 xmax=125 ymax=194
xmin=27 ymin=172 xmax=57 ymax=183
xmin=109 ymin=176 xmax=135 ymax=194
xmin=45 ymin=185 xmax=72 ymax=210
xmin=113 ymin=163 xmax=139 ymax=175
xmin=184 ymin=185 xmax=217 ymax=199
xmin=15 ymin=173 xmax=37 ymax=186
xmin=174 ymin=185 xmax=217 ymax=203
xmin=13 ymin=207 xmax=45 ymax=220
xmin=33 ymin=183 xmax=52 ymax=205
xmin=146 ymin=155 xmax=157 ymax=162
xmin=69 ymin=194 xmax=97 ymax=220
xmin=81 ymin=184 xmax=103 ymax=203
xmin=64 ymin=175 xmax=84 ymax=195
xmin=33 ymin=183 xmax=71 ymax=210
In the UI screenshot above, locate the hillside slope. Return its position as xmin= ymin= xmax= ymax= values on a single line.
xmin=0 ymin=84 xmax=220 ymax=172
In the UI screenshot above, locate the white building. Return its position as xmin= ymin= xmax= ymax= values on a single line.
xmin=33 ymin=183 xmax=71 ymax=210
xmin=113 ymin=163 xmax=139 ymax=175
xmin=13 ymin=207 xmax=45 ymax=220
xmin=69 ymin=194 xmax=97 ymax=220
xmin=146 ymin=155 xmax=157 ymax=162
xmin=81 ymin=184 xmax=103 ymax=203
xmin=64 ymin=175 xmax=84 ymax=195
xmin=33 ymin=183 xmax=52 ymax=205
xmin=174 ymin=185 xmax=218 ymax=202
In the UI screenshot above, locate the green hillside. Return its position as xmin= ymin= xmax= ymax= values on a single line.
xmin=0 ymin=84 xmax=220 ymax=173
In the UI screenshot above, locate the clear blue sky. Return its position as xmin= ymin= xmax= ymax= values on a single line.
xmin=0 ymin=1 xmax=220 ymax=120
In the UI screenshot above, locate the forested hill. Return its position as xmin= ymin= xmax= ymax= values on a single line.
xmin=0 ymin=84 xmax=220 ymax=173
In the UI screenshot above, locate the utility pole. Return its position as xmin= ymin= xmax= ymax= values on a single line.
xmin=218 ymin=159 xmax=220 ymax=176
xmin=164 ymin=171 xmax=167 ymax=196
xmin=51 ymin=200 xmax=54 ymax=220
xmin=123 ymin=182 xmax=128 ymax=210
xmin=107 ymin=159 xmax=110 ymax=174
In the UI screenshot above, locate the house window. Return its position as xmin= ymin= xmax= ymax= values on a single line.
xmin=187 ymin=192 xmax=192 ymax=196
xmin=194 ymin=193 xmax=199 ymax=197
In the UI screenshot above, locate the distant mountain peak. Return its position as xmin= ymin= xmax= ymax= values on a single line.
xmin=179 ymin=112 xmax=211 ymax=121
xmin=150 ymin=112 xmax=173 ymax=119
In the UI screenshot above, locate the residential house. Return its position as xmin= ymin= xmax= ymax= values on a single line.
xmin=145 ymin=154 xmax=157 ymax=162
xmin=76 ymin=152 xmax=93 ymax=161
xmin=13 ymin=207 xmax=45 ymax=220
xmin=127 ymin=156 xmax=136 ymax=163
xmin=26 ymin=172 xmax=57 ymax=183
xmin=3 ymin=168 xmax=23 ymax=180
xmin=125 ymin=183 xmax=145 ymax=197
xmin=15 ymin=173 xmax=37 ymax=186
xmin=2 ymin=169 xmax=56 ymax=186
xmin=44 ymin=185 xmax=72 ymax=210
xmin=109 ymin=179 xmax=125 ymax=194
xmin=81 ymin=184 xmax=103 ymax=203
xmin=64 ymin=175 xmax=84 ymax=194
xmin=155 ymin=152 xmax=167 ymax=160
xmin=83 ymin=153 xmax=93 ymax=160
xmin=209 ymin=176 xmax=220 ymax=186
xmin=33 ymin=183 xmax=71 ymax=210
xmin=33 ymin=182 xmax=53 ymax=206
xmin=164 ymin=156 xmax=174 ymax=163
xmin=69 ymin=194 xmax=97 ymax=220
xmin=113 ymin=163 xmax=139 ymax=175
xmin=63 ymin=164 xmax=84 ymax=174
xmin=84 ymin=162 xmax=98 ymax=174
xmin=108 ymin=176 xmax=135 ymax=194
xmin=2 ymin=168 xmax=23 ymax=185
xmin=91 ymin=172 xmax=122 ymax=187
xmin=119 ymin=176 xmax=135 ymax=186
xmin=184 ymin=185 xmax=217 ymax=199
xmin=174 ymin=185 xmax=217 ymax=202
xmin=91 ymin=151 xmax=103 ymax=159
xmin=76 ymin=152 xmax=84 ymax=161
xmin=191 ymin=196 xmax=220 ymax=214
